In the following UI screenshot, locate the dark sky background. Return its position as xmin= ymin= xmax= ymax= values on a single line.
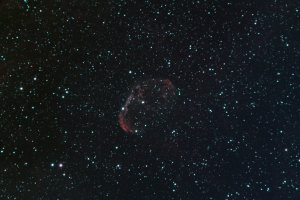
xmin=1 ymin=0 xmax=300 ymax=199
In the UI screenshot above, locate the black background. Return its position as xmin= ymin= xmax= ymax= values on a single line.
xmin=1 ymin=0 xmax=300 ymax=199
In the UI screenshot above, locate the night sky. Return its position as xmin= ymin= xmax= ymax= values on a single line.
xmin=1 ymin=0 xmax=300 ymax=199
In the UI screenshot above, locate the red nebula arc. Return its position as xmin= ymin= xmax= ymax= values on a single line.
xmin=118 ymin=79 xmax=175 ymax=133
xmin=118 ymin=113 xmax=131 ymax=132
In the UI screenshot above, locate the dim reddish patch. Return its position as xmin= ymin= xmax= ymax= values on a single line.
xmin=118 ymin=79 xmax=175 ymax=133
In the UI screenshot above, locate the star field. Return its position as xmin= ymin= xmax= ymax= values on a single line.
xmin=1 ymin=0 xmax=300 ymax=199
